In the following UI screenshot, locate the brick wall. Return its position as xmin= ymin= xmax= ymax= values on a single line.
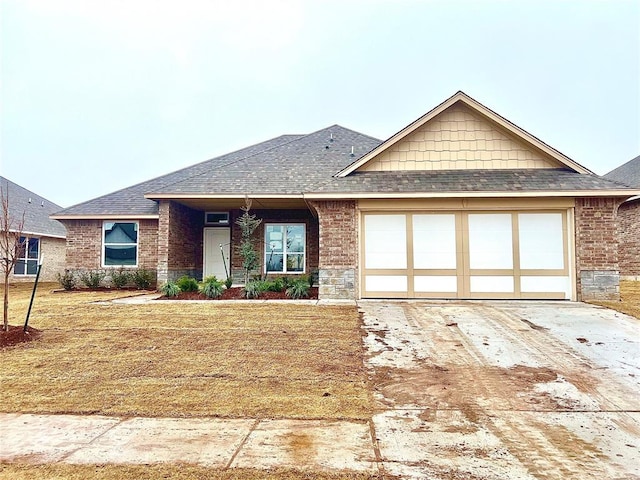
xmin=574 ymin=197 xmax=621 ymax=300
xmin=157 ymin=201 xmax=203 ymax=282
xmin=617 ymin=199 xmax=640 ymax=278
xmin=309 ymin=200 xmax=358 ymax=299
xmin=60 ymin=218 xmax=158 ymax=271
xmin=230 ymin=209 xmax=319 ymax=283
xmin=40 ymin=237 xmax=67 ymax=281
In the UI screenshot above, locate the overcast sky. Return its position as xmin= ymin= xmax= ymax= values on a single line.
xmin=1 ymin=0 xmax=638 ymax=208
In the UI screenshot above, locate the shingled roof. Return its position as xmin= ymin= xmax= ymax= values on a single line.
xmin=53 ymin=133 xmax=312 ymax=216
xmin=52 ymin=122 xmax=638 ymax=219
xmin=54 ymin=126 xmax=381 ymax=217
xmin=307 ymin=169 xmax=633 ymax=196
xmin=1 ymin=177 xmax=66 ymax=238
xmin=604 ymin=155 xmax=640 ymax=188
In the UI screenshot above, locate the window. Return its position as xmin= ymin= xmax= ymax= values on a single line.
xmin=14 ymin=236 xmax=39 ymax=275
xmin=103 ymin=222 xmax=138 ymax=267
xmin=264 ymin=224 xmax=305 ymax=273
xmin=205 ymin=212 xmax=229 ymax=225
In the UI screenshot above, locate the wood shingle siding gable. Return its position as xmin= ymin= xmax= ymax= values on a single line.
xmin=358 ymin=104 xmax=562 ymax=172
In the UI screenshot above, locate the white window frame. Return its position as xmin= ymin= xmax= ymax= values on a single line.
xmin=102 ymin=221 xmax=139 ymax=268
xmin=264 ymin=223 xmax=306 ymax=274
xmin=204 ymin=211 xmax=230 ymax=226
xmin=14 ymin=236 xmax=39 ymax=276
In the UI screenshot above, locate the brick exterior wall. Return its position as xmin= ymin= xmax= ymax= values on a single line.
xmin=157 ymin=201 xmax=203 ymax=283
xmin=574 ymin=197 xmax=621 ymax=301
xmin=309 ymin=200 xmax=358 ymax=299
xmin=617 ymin=199 xmax=640 ymax=279
xmin=230 ymin=209 xmax=319 ymax=283
xmin=60 ymin=218 xmax=158 ymax=272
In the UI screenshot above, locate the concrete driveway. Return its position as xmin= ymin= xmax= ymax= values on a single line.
xmin=360 ymin=300 xmax=640 ymax=480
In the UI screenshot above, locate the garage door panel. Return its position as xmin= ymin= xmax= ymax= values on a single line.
xmin=470 ymin=276 xmax=514 ymax=293
xmin=365 ymin=275 xmax=408 ymax=293
xmin=468 ymin=214 xmax=513 ymax=269
xmin=413 ymin=214 xmax=457 ymax=269
xmin=521 ymin=276 xmax=570 ymax=296
xmin=518 ymin=213 xmax=565 ymax=270
xmin=364 ymin=215 xmax=407 ymax=269
xmin=414 ymin=275 xmax=457 ymax=293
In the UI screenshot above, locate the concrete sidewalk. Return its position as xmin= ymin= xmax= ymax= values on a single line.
xmin=109 ymin=293 xmax=358 ymax=306
xmin=0 ymin=413 xmax=378 ymax=472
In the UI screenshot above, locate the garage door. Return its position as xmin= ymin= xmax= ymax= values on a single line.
xmin=362 ymin=211 xmax=571 ymax=299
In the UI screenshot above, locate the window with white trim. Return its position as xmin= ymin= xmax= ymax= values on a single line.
xmin=264 ymin=224 xmax=305 ymax=273
xmin=103 ymin=221 xmax=138 ymax=267
xmin=14 ymin=236 xmax=39 ymax=275
xmin=205 ymin=212 xmax=229 ymax=225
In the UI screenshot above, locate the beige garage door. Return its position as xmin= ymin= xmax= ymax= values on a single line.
xmin=362 ymin=211 xmax=571 ymax=299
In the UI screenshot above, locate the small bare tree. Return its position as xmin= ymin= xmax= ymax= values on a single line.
xmin=1 ymin=186 xmax=25 ymax=331
xmin=235 ymin=198 xmax=262 ymax=285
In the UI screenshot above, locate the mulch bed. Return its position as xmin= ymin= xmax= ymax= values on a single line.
xmin=1 ymin=325 xmax=42 ymax=348
xmin=159 ymin=287 xmax=319 ymax=301
xmin=54 ymin=287 xmax=154 ymax=293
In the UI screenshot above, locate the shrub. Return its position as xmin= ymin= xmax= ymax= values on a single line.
xmin=132 ymin=269 xmax=154 ymax=290
xmin=269 ymin=277 xmax=286 ymax=292
xmin=160 ymin=281 xmax=180 ymax=298
xmin=109 ymin=268 xmax=131 ymax=289
xmin=286 ymin=279 xmax=310 ymax=299
xmin=225 ymin=277 xmax=233 ymax=289
xmin=177 ymin=275 xmax=199 ymax=292
xmin=201 ymin=277 xmax=224 ymax=299
xmin=243 ymin=279 xmax=267 ymax=299
xmin=57 ymin=270 xmax=76 ymax=290
xmin=79 ymin=270 xmax=106 ymax=289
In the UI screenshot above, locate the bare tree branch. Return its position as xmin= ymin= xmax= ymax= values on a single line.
xmin=1 ymin=185 xmax=26 ymax=331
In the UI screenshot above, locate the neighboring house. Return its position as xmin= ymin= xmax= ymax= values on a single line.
xmin=604 ymin=155 xmax=640 ymax=280
xmin=51 ymin=92 xmax=639 ymax=301
xmin=1 ymin=176 xmax=67 ymax=282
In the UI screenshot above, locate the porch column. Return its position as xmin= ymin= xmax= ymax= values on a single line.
xmin=156 ymin=200 xmax=204 ymax=283
xmin=157 ymin=200 xmax=170 ymax=284
xmin=310 ymin=200 xmax=358 ymax=300
xmin=575 ymin=197 xmax=622 ymax=301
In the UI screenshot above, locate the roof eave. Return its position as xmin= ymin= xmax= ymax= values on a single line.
xmin=304 ymin=189 xmax=639 ymax=200
xmin=144 ymin=193 xmax=305 ymax=200
xmin=50 ymin=214 xmax=160 ymax=221
xmin=7 ymin=229 xmax=66 ymax=239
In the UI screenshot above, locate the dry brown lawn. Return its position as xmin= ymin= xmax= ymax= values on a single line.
xmin=590 ymin=280 xmax=640 ymax=319
xmin=0 ymin=464 xmax=392 ymax=480
xmin=0 ymin=283 xmax=372 ymax=420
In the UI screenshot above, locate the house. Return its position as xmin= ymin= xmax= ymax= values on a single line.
xmin=51 ymin=92 xmax=638 ymax=301
xmin=604 ymin=155 xmax=640 ymax=280
xmin=1 ymin=176 xmax=67 ymax=282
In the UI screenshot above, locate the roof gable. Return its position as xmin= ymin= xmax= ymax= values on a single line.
xmin=338 ymin=91 xmax=592 ymax=177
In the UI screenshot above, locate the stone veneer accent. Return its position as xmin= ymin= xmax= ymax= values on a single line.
xmin=574 ymin=197 xmax=621 ymax=301
xmin=310 ymin=200 xmax=358 ymax=300
xmin=157 ymin=201 xmax=202 ymax=283
xmin=617 ymin=199 xmax=640 ymax=279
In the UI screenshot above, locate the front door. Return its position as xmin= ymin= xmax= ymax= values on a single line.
xmin=203 ymin=228 xmax=231 ymax=280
